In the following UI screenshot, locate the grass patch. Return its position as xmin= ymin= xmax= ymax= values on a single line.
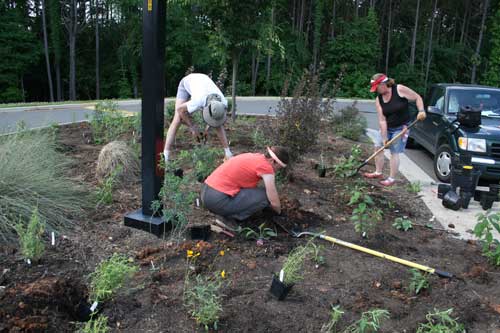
xmin=0 ymin=130 xmax=89 ymax=243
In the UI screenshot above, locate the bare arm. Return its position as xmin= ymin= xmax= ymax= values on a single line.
xmin=261 ymin=174 xmax=281 ymax=214
xmin=176 ymin=103 xmax=198 ymax=134
xmin=397 ymin=84 xmax=426 ymax=120
xmin=375 ymin=98 xmax=388 ymax=141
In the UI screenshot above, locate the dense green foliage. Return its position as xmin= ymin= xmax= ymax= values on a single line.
xmin=2 ymin=0 xmax=500 ymax=104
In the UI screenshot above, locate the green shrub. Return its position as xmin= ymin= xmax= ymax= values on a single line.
xmin=14 ymin=207 xmax=45 ymax=262
xmin=152 ymin=160 xmax=197 ymax=241
xmin=184 ymin=274 xmax=223 ymax=331
xmin=407 ymin=181 xmax=422 ymax=194
xmin=392 ymin=217 xmax=413 ymax=231
xmin=408 ymin=268 xmax=430 ymax=295
xmin=89 ymin=253 xmax=138 ymax=303
xmin=330 ymin=103 xmax=367 ymax=141
xmin=320 ymin=305 xmax=345 ymax=333
xmin=272 ymin=68 xmax=334 ymax=162
xmin=344 ymin=309 xmax=390 ymax=333
xmin=180 ymin=146 xmax=223 ymax=182
xmin=416 ymin=308 xmax=464 ymax=333
xmin=349 ymin=186 xmax=382 ymax=237
xmin=0 ymin=131 xmax=89 ymax=243
xmin=88 ymin=101 xmax=135 ymax=144
xmin=333 ymin=145 xmax=363 ymax=178
xmin=95 ymin=165 xmax=123 ymax=207
xmin=80 ymin=315 xmax=109 ymax=333
xmin=473 ymin=211 xmax=500 ymax=266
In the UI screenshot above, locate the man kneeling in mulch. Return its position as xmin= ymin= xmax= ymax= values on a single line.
xmin=201 ymin=146 xmax=289 ymax=231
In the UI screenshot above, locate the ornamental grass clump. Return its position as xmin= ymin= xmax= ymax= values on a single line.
xmin=184 ymin=274 xmax=223 ymax=331
xmin=89 ymin=253 xmax=138 ymax=303
xmin=0 ymin=130 xmax=89 ymax=243
xmin=80 ymin=314 xmax=109 ymax=333
xmin=281 ymin=243 xmax=314 ymax=286
xmin=14 ymin=207 xmax=45 ymax=263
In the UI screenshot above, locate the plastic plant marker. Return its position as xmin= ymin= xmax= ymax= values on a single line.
xmin=151 ymin=260 xmax=155 ymax=270
xmin=27 ymin=259 xmax=31 ymax=265
xmin=279 ymin=269 xmax=284 ymax=282
xmin=90 ymin=301 xmax=98 ymax=312
xmin=51 ymin=232 xmax=55 ymax=246
xmin=196 ymin=198 xmax=200 ymax=207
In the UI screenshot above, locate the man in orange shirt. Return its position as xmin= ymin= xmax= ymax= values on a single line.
xmin=201 ymin=146 xmax=289 ymax=225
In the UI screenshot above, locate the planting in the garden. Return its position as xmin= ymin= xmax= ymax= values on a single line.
xmin=1 ymin=76 xmax=500 ymax=331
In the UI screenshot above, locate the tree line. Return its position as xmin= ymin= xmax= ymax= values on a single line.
xmin=1 ymin=0 xmax=500 ymax=105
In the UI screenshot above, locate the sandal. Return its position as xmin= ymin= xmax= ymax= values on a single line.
xmin=363 ymin=172 xmax=384 ymax=179
xmin=380 ymin=178 xmax=396 ymax=187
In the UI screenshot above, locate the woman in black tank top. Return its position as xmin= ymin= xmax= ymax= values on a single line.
xmin=363 ymin=73 xmax=426 ymax=187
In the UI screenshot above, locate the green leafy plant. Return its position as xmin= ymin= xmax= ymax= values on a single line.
xmin=281 ymin=243 xmax=314 ymax=286
xmin=407 ymin=181 xmax=422 ymax=194
xmin=152 ymin=160 xmax=197 ymax=241
xmin=343 ymin=309 xmax=390 ymax=333
xmin=392 ymin=217 xmax=413 ymax=231
xmin=349 ymin=187 xmax=383 ymax=237
xmin=333 ymin=145 xmax=363 ymax=178
xmin=88 ymin=101 xmax=135 ymax=144
xmin=408 ymin=268 xmax=430 ymax=295
xmin=330 ymin=103 xmax=367 ymax=141
xmin=473 ymin=211 xmax=500 ymax=266
xmin=180 ymin=146 xmax=222 ymax=182
xmin=251 ymin=127 xmax=272 ymax=148
xmin=14 ymin=207 xmax=45 ymax=262
xmin=80 ymin=314 xmax=109 ymax=333
xmin=89 ymin=253 xmax=138 ymax=303
xmin=240 ymin=223 xmax=277 ymax=241
xmin=95 ymin=165 xmax=123 ymax=206
xmin=416 ymin=308 xmax=465 ymax=333
xmin=311 ymin=242 xmax=326 ymax=267
xmin=184 ymin=274 xmax=223 ymax=331
xmin=321 ymin=305 xmax=345 ymax=333
xmin=0 ymin=130 xmax=89 ymax=243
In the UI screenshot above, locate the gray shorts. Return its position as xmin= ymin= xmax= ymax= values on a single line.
xmin=176 ymin=77 xmax=190 ymax=101
xmin=201 ymin=184 xmax=270 ymax=221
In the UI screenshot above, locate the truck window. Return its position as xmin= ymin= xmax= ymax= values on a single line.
xmin=429 ymin=87 xmax=445 ymax=111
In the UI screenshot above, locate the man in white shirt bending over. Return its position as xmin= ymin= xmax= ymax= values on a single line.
xmin=164 ymin=73 xmax=233 ymax=161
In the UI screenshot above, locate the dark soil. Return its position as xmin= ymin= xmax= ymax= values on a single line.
xmin=1 ymin=119 xmax=499 ymax=332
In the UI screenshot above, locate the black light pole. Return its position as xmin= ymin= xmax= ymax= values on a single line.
xmin=124 ymin=0 xmax=166 ymax=236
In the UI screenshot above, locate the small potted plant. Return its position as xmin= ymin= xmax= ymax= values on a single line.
xmin=270 ymin=244 xmax=312 ymax=300
xmin=240 ymin=223 xmax=277 ymax=246
xmin=317 ymin=153 xmax=327 ymax=178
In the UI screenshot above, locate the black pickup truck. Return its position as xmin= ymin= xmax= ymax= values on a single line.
xmin=409 ymin=84 xmax=500 ymax=183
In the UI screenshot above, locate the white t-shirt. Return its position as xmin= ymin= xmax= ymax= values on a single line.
xmin=177 ymin=73 xmax=228 ymax=113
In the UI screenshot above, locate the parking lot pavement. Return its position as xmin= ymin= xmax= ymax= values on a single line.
xmin=394 ymin=150 xmax=499 ymax=241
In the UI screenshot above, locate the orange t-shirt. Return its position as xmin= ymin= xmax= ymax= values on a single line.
xmin=205 ymin=153 xmax=274 ymax=196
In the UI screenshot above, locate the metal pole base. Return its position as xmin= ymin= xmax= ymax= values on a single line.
xmin=124 ymin=209 xmax=171 ymax=237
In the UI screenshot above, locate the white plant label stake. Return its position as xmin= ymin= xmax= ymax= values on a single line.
xmin=279 ymin=269 xmax=284 ymax=283
xmin=90 ymin=301 xmax=98 ymax=312
xmin=26 ymin=258 xmax=31 ymax=265
xmin=196 ymin=198 xmax=200 ymax=207
xmin=51 ymin=232 xmax=55 ymax=246
xmin=150 ymin=260 xmax=155 ymax=270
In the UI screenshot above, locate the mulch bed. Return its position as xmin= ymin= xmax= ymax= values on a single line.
xmin=1 ymin=119 xmax=499 ymax=332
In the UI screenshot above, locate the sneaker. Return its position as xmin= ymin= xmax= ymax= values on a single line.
xmin=380 ymin=178 xmax=396 ymax=186
xmin=363 ymin=172 xmax=384 ymax=179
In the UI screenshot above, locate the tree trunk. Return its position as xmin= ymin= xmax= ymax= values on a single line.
xmin=41 ymin=0 xmax=54 ymax=102
xmin=312 ymin=0 xmax=323 ymax=72
xmin=330 ymin=0 xmax=336 ymax=39
xmin=471 ymin=0 xmax=490 ymax=83
xmin=425 ymin=0 xmax=438 ymax=91
xmin=409 ymin=0 xmax=420 ymax=68
xmin=55 ymin=63 xmax=62 ymax=101
xmin=265 ymin=6 xmax=275 ymax=96
xmin=95 ymin=0 xmax=100 ymax=99
xmin=251 ymin=50 xmax=260 ymax=96
xmin=69 ymin=33 xmax=76 ymax=100
xmin=459 ymin=0 xmax=469 ymax=45
xmin=355 ymin=0 xmax=359 ymax=18
xmin=299 ymin=0 xmax=305 ymax=34
xmin=231 ymin=50 xmax=240 ymax=120
xmin=385 ymin=0 xmax=392 ymax=74
xmin=292 ymin=0 xmax=296 ymax=32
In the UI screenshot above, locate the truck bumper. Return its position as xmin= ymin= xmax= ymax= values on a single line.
xmin=471 ymin=156 xmax=500 ymax=181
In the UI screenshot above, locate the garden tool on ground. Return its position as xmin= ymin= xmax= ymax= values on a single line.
xmin=350 ymin=118 xmax=420 ymax=177
xmin=293 ymin=230 xmax=453 ymax=279
xmin=210 ymin=224 xmax=235 ymax=238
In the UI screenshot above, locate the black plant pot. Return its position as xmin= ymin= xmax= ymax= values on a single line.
xmin=76 ymin=301 xmax=102 ymax=322
xmin=190 ymin=225 xmax=211 ymax=241
xmin=442 ymin=190 xmax=462 ymax=211
xmin=269 ymin=275 xmax=293 ymax=300
xmin=437 ymin=183 xmax=452 ymax=199
xmin=318 ymin=167 xmax=327 ymax=178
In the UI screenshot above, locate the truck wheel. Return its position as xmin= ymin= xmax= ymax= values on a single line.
xmin=434 ymin=144 xmax=452 ymax=183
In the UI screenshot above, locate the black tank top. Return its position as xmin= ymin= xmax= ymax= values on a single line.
xmin=378 ymin=85 xmax=410 ymax=128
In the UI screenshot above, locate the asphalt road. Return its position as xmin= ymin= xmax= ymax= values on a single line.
xmin=0 ymin=97 xmax=437 ymax=180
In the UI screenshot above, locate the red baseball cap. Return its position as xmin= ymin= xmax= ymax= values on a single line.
xmin=370 ymin=74 xmax=388 ymax=92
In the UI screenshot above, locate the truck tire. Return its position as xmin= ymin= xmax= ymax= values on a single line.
xmin=434 ymin=144 xmax=453 ymax=183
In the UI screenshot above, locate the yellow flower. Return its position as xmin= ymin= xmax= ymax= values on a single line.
xmin=187 ymin=250 xmax=194 ymax=258
xmin=219 ymin=250 xmax=225 ymax=256
xmin=221 ymin=270 xmax=226 ymax=279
